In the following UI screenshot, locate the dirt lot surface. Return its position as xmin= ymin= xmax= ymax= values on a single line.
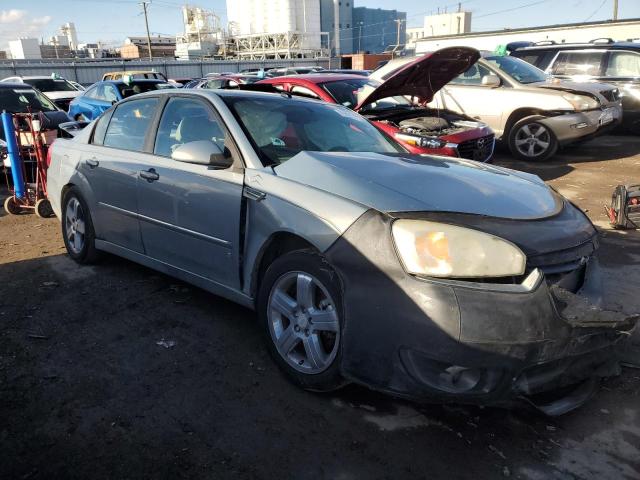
xmin=1 ymin=135 xmax=640 ymax=479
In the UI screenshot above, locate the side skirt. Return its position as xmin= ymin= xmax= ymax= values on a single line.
xmin=95 ymin=239 xmax=256 ymax=310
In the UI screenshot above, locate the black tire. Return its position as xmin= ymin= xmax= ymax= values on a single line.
xmin=61 ymin=187 xmax=100 ymax=264
xmin=257 ymin=250 xmax=347 ymax=392
xmin=4 ymin=196 xmax=22 ymax=215
xmin=507 ymin=115 xmax=558 ymax=162
xmin=35 ymin=198 xmax=54 ymax=218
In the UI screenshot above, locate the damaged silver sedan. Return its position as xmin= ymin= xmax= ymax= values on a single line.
xmin=47 ymin=89 xmax=637 ymax=415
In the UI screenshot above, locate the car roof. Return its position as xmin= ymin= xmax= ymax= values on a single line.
xmin=514 ymin=41 xmax=640 ymax=52
xmin=0 ymin=82 xmax=35 ymax=89
xmin=127 ymin=88 xmax=326 ymax=105
xmin=101 ymin=79 xmax=168 ymax=86
xmin=263 ymin=74 xmax=368 ymax=84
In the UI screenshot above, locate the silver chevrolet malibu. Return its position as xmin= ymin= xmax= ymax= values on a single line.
xmin=47 ymin=89 xmax=636 ymax=414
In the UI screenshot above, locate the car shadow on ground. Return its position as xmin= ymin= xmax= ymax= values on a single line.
xmin=493 ymin=134 xmax=640 ymax=182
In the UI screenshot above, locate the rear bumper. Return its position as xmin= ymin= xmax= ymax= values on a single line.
xmin=325 ymin=210 xmax=637 ymax=414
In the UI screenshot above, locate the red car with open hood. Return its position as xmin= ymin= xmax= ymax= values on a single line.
xmin=258 ymin=47 xmax=495 ymax=162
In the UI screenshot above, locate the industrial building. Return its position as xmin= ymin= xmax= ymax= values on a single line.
xmin=414 ymin=17 xmax=640 ymax=53
xmin=120 ymin=36 xmax=176 ymax=59
xmin=318 ymin=2 xmax=406 ymax=55
xmin=424 ymin=11 xmax=471 ymax=37
xmin=226 ymin=0 xmax=326 ymax=59
xmin=175 ymin=6 xmax=223 ymax=59
xmin=352 ymin=7 xmax=406 ymax=54
xmin=9 ymin=38 xmax=42 ymax=60
xmin=319 ymin=0 xmax=352 ymax=55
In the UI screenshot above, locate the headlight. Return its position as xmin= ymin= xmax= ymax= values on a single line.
xmin=562 ymin=94 xmax=599 ymax=111
xmin=394 ymin=132 xmax=446 ymax=149
xmin=391 ymin=220 xmax=526 ymax=278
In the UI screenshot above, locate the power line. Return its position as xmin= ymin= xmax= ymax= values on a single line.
xmin=584 ymin=0 xmax=608 ymax=22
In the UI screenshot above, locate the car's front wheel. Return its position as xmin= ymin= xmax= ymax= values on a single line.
xmin=257 ymin=250 xmax=346 ymax=392
xmin=508 ymin=116 xmax=558 ymax=162
xmin=61 ymin=187 xmax=100 ymax=264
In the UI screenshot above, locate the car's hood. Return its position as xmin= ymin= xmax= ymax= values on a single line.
xmin=355 ymin=47 xmax=480 ymax=110
xmin=530 ymin=79 xmax=616 ymax=95
xmin=44 ymin=91 xmax=81 ymax=100
xmin=274 ymin=151 xmax=563 ymax=220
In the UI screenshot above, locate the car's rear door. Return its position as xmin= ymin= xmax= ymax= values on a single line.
xmin=80 ymin=97 xmax=160 ymax=252
xmin=135 ymin=95 xmax=244 ymax=289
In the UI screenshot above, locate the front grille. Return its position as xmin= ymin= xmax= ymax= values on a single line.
xmin=456 ymin=134 xmax=495 ymax=162
xmin=600 ymin=89 xmax=620 ymax=102
xmin=526 ymin=238 xmax=598 ymax=292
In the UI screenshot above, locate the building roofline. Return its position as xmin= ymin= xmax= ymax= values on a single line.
xmin=415 ymin=17 xmax=640 ymax=42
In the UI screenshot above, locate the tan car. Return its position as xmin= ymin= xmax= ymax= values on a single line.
xmin=372 ymin=53 xmax=623 ymax=161
xmin=101 ymin=70 xmax=167 ymax=81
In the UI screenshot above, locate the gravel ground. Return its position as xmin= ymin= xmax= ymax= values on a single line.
xmin=1 ymin=135 xmax=639 ymax=480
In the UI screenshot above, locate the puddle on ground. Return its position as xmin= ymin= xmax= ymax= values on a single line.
xmin=332 ymin=395 xmax=450 ymax=433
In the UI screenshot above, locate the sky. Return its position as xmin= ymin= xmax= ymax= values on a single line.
xmin=1 ymin=0 xmax=639 ymax=50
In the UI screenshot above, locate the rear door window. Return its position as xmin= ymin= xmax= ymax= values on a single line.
xmin=550 ymin=51 xmax=605 ymax=76
xmin=103 ymin=98 xmax=159 ymax=152
xmin=605 ymin=51 xmax=640 ymax=77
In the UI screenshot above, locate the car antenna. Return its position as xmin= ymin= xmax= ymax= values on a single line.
xmin=280 ymin=91 xmax=292 ymax=99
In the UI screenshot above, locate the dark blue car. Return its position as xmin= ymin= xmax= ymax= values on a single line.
xmin=68 ymin=79 xmax=174 ymax=121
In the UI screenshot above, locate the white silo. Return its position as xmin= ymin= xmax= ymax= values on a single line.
xmin=227 ymin=0 xmax=321 ymax=49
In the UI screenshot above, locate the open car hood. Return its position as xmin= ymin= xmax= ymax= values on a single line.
xmin=355 ymin=47 xmax=480 ymax=111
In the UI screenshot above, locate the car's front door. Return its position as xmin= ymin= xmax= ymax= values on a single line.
xmin=136 ymin=96 xmax=244 ymax=289
xmin=80 ymin=97 xmax=160 ymax=252
xmin=434 ymin=62 xmax=505 ymax=134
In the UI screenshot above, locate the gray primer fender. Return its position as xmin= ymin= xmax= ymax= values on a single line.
xmin=242 ymin=168 xmax=367 ymax=298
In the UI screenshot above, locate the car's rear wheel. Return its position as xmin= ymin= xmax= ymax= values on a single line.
xmin=61 ymin=187 xmax=100 ymax=264
xmin=508 ymin=116 xmax=558 ymax=162
xmin=257 ymin=250 xmax=346 ymax=392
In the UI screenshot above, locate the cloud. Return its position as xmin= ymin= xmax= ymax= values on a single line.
xmin=0 ymin=10 xmax=53 ymax=52
xmin=0 ymin=9 xmax=27 ymax=24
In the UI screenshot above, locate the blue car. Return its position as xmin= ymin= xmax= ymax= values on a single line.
xmin=68 ymin=79 xmax=174 ymax=121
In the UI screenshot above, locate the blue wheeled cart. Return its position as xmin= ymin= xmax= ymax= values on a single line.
xmin=2 ymin=111 xmax=53 ymax=218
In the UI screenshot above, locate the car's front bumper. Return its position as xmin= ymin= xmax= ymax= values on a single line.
xmin=541 ymin=105 xmax=623 ymax=145
xmin=325 ymin=210 xmax=637 ymax=415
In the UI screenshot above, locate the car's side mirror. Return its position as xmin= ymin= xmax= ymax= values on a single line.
xmin=171 ymin=140 xmax=233 ymax=169
xmin=481 ymin=74 xmax=501 ymax=87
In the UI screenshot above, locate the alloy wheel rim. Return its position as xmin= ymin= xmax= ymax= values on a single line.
xmin=514 ymin=123 xmax=551 ymax=158
xmin=65 ymin=197 xmax=86 ymax=254
xmin=267 ymin=271 xmax=340 ymax=374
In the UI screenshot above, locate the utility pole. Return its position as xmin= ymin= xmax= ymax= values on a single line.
xmin=333 ymin=0 xmax=340 ymax=57
xmin=394 ymin=18 xmax=404 ymax=58
xmin=140 ymin=1 xmax=153 ymax=60
xmin=613 ymin=0 xmax=619 ymax=21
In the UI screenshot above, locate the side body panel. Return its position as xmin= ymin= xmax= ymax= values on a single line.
xmin=135 ymin=152 xmax=245 ymax=289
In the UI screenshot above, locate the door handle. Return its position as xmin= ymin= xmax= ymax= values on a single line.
xmin=85 ymin=158 xmax=99 ymax=168
xmin=139 ymin=168 xmax=160 ymax=182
